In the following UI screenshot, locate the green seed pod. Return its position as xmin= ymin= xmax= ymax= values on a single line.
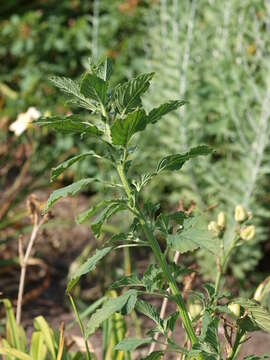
xmin=240 ymin=225 xmax=255 ymax=241
xmin=234 ymin=205 xmax=247 ymax=222
xmin=217 ymin=211 xmax=226 ymax=228
xmin=228 ymin=303 xmax=241 ymax=318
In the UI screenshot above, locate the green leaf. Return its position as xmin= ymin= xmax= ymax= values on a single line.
xmin=36 ymin=115 xmax=103 ymax=136
xmin=80 ymin=73 xmax=108 ymax=106
xmin=44 ymin=178 xmax=94 ymax=212
xmin=147 ymin=100 xmax=186 ymax=124
xmin=111 ymin=109 xmax=147 ymax=146
xmin=142 ymin=351 xmax=164 ymax=360
xmin=200 ymin=312 xmax=219 ymax=354
xmin=30 ymin=332 xmax=47 ymax=360
xmin=234 ymin=298 xmax=270 ymax=333
xmin=157 ymin=145 xmax=212 ymax=172
xmin=114 ymin=72 xmax=155 ymax=114
xmin=244 ymin=355 xmax=270 ymax=360
xmin=91 ymin=200 xmax=128 ymax=237
xmin=0 ymin=348 xmax=32 ymax=360
xmin=1 ymin=299 xmax=24 ymax=350
xmin=114 ymin=337 xmax=152 ymax=352
xmin=50 ymin=76 xmax=97 ymax=111
xmin=110 ymin=274 xmax=142 ymax=289
xmin=97 ymin=58 xmax=113 ymax=81
xmin=51 ymin=151 xmax=100 ymax=182
xmin=66 ymin=247 xmax=112 ymax=292
xmin=135 ymin=300 xmax=164 ymax=334
xmin=76 ymin=200 xmax=111 ymax=224
xmin=167 ymin=216 xmax=218 ymax=254
xmin=86 ymin=290 xmax=137 ymax=337
xmin=34 ymin=316 xmax=56 ymax=359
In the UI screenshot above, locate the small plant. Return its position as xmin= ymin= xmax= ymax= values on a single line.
xmin=35 ymin=59 xmax=270 ymax=359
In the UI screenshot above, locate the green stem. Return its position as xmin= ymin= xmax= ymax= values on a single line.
xmin=68 ymin=294 xmax=92 ymax=360
xmin=116 ymin=161 xmax=200 ymax=349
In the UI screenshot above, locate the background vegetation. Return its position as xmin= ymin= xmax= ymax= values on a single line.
xmin=1 ymin=0 xmax=270 ymax=358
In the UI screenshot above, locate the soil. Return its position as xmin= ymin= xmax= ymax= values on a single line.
xmin=1 ymin=191 xmax=270 ymax=359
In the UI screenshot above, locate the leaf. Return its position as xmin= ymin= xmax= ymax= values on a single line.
xmin=36 ymin=115 xmax=103 ymax=136
xmin=50 ymin=76 xmax=97 ymax=111
xmin=135 ymin=300 xmax=164 ymax=334
xmin=30 ymin=332 xmax=47 ymax=360
xmin=110 ymin=274 xmax=142 ymax=289
xmin=97 ymin=58 xmax=113 ymax=81
xmin=80 ymin=73 xmax=108 ymax=106
xmin=244 ymin=355 xmax=270 ymax=360
xmin=114 ymin=72 xmax=155 ymax=114
xmin=66 ymin=247 xmax=112 ymax=292
xmin=157 ymin=145 xmax=212 ymax=172
xmin=142 ymin=264 xmax=163 ymax=292
xmin=147 ymin=100 xmax=186 ymax=124
xmin=234 ymin=298 xmax=270 ymax=333
xmin=86 ymin=290 xmax=137 ymax=337
xmin=51 ymin=151 xmax=100 ymax=182
xmin=111 ymin=109 xmax=147 ymax=146
xmin=34 ymin=316 xmax=56 ymax=359
xmin=1 ymin=299 xmax=25 ymax=351
xmin=199 ymin=312 xmax=219 ymax=354
xmin=91 ymin=200 xmax=128 ymax=237
xmin=0 ymin=348 xmax=32 ymax=360
xmin=167 ymin=216 xmax=218 ymax=254
xmin=44 ymin=178 xmax=94 ymax=212
xmin=142 ymin=351 xmax=164 ymax=360
xmin=76 ymin=200 xmax=111 ymax=224
xmin=114 ymin=337 xmax=152 ymax=351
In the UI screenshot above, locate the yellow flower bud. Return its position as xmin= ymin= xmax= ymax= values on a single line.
xmin=208 ymin=221 xmax=220 ymax=236
xmin=234 ymin=205 xmax=247 ymax=222
xmin=253 ymin=283 xmax=265 ymax=302
xmin=217 ymin=211 xmax=226 ymax=228
xmin=228 ymin=303 xmax=241 ymax=318
xmin=240 ymin=225 xmax=255 ymax=241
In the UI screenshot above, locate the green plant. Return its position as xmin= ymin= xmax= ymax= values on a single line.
xmin=37 ymin=59 xmax=270 ymax=359
xmin=0 ymin=299 xmax=90 ymax=360
xmin=136 ymin=0 xmax=270 ymax=284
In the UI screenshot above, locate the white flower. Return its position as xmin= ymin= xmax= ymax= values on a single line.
xmin=9 ymin=107 xmax=41 ymax=136
xmin=234 ymin=204 xmax=247 ymax=222
xmin=217 ymin=211 xmax=226 ymax=228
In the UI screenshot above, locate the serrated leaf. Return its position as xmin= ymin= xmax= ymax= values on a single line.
xmin=110 ymin=274 xmax=142 ymax=289
xmin=200 ymin=312 xmax=219 ymax=354
xmin=86 ymin=290 xmax=137 ymax=337
xmin=66 ymin=247 xmax=112 ymax=292
xmin=136 ymin=300 xmax=164 ymax=334
xmin=50 ymin=76 xmax=96 ymax=111
xmin=114 ymin=72 xmax=154 ymax=114
xmin=111 ymin=109 xmax=147 ymax=146
xmin=44 ymin=178 xmax=94 ymax=212
xmin=36 ymin=115 xmax=103 ymax=136
xmin=157 ymin=145 xmax=212 ymax=172
xmin=167 ymin=216 xmax=218 ymax=254
xmin=80 ymin=73 xmax=108 ymax=106
xmin=51 ymin=151 xmax=100 ymax=182
xmin=114 ymin=337 xmax=152 ymax=351
xmin=91 ymin=200 xmax=128 ymax=237
xmin=234 ymin=298 xmax=270 ymax=333
xmin=142 ymin=264 xmax=163 ymax=292
xmin=147 ymin=100 xmax=186 ymax=124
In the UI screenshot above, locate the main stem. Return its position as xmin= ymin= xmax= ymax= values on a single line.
xmin=116 ymin=161 xmax=198 ymax=347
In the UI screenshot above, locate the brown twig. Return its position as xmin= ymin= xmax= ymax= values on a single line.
xmin=16 ymin=195 xmax=50 ymax=324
